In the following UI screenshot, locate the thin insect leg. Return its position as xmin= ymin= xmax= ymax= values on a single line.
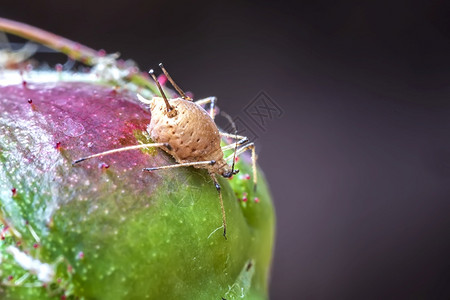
xmin=143 ymin=159 xmax=216 ymax=172
xmin=225 ymin=142 xmax=257 ymax=191
xmin=218 ymin=111 xmax=240 ymax=173
xmin=210 ymin=172 xmax=227 ymax=239
xmin=221 ymin=140 xmax=248 ymax=152
xmin=195 ymin=96 xmax=217 ymax=119
xmin=219 ymin=132 xmax=247 ymax=140
xmin=72 ymin=143 xmax=168 ymax=165
xmin=225 ymin=142 xmax=254 ymax=161
xmin=220 ymin=132 xmax=249 ymax=151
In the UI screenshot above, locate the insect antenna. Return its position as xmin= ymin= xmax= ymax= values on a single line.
xmin=159 ymin=63 xmax=192 ymax=101
xmin=149 ymin=69 xmax=173 ymax=112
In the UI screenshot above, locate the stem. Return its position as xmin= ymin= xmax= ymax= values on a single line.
xmin=0 ymin=17 xmax=157 ymax=93
xmin=0 ymin=18 xmax=97 ymax=64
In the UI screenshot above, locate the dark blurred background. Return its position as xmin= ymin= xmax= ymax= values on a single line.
xmin=3 ymin=1 xmax=450 ymax=298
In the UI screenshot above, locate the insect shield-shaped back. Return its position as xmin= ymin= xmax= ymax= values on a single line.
xmin=147 ymin=97 xmax=227 ymax=172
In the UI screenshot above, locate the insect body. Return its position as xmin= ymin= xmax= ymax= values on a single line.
xmin=73 ymin=64 xmax=257 ymax=239
xmin=145 ymin=96 xmax=234 ymax=177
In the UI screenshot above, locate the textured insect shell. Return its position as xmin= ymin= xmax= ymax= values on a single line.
xmin=147 ymin=97 xmax=230 ymax=174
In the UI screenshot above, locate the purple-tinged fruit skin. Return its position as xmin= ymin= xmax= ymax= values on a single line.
xmin=0 ymin=81 xmax=275 ymax=299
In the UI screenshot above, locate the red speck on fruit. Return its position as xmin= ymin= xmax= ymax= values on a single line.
xmin=242 ymin=193 xmax=248 ymax=202
xmin=157 ymin=74 xmax=167 ymax=86
xmin=22 ymin=80 xmax=27 ymax=87
xmin=110 ymin=87 xmax=118 ymax=95
xmin=55 ymin=142 xmax=62 ymax=150
xmin=1 ymin=226 xmax=8 ymax=240
xmin=235 ymin=156 xmax=240 ymax=162
xmin=98 ymin=49 xmax=106 ymax=57
xmin=33 ymin=243 xmax=39 ymax=248
xmin=244 ymin=174 xmax=251 ymax=180
xmin=11 ymin=188 xmax=17 ymax=197
xmin=7 ymin=275 xmax=13 ymax=281
xmin=27 ymin=98 xmax=33 ymax=104
xmin=254 ymin=197 xmax=260 ymax=203
xmin=55 ymin=64 xmax=63 ymax=72
xmin=99 ymin=163 xmax=110 ymax=170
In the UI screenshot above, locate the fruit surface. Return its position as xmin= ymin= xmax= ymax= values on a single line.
xmin=0 ymin=79 xmax=275 ymax=299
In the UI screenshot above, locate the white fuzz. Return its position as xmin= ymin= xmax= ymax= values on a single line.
xmin=6 ymin=246 xmax=54 ymax=283
xmin=136 ymin=93 xmax=153 ymax=105
xmin=0 ymin=42 xmax=37 ymax=68
xmin=91 ymin=53 xmax=131 ymax=82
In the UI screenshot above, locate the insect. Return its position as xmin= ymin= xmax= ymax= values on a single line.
xmin=73 ymin=63 xmax=257 ymax=239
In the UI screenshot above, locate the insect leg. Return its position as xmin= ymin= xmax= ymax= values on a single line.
xmin=220 ymin=132 xmax=249 ymax=151
xmin=72 ymin=143 xmax=168 ymax=165
xmin=221 ymin=141 xmax=249 ymax=152
xmin=225 ymin=142 xmax=258 ymax=191
xmin=195 ymin=96 xmax=217 ymax=119
xmin=217 ymin=115 xmax=240 ymax=174
xmin=219 ymin=132 xmax=247 ymax=140
xmin=210 ymin=172 xmax=227 ymax=239
xmin=142 ymin=159 xmax=217 ymax=172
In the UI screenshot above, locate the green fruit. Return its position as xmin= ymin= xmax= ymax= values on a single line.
xmin=0 ymin=75 xmax=275 ymax=299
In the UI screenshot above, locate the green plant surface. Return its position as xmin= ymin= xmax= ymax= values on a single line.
xmin=0 ymin=80 xmax=275 ymax=299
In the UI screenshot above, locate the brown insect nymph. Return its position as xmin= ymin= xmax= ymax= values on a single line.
xmin=73 ymin=63 xmax=257 ymax=239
